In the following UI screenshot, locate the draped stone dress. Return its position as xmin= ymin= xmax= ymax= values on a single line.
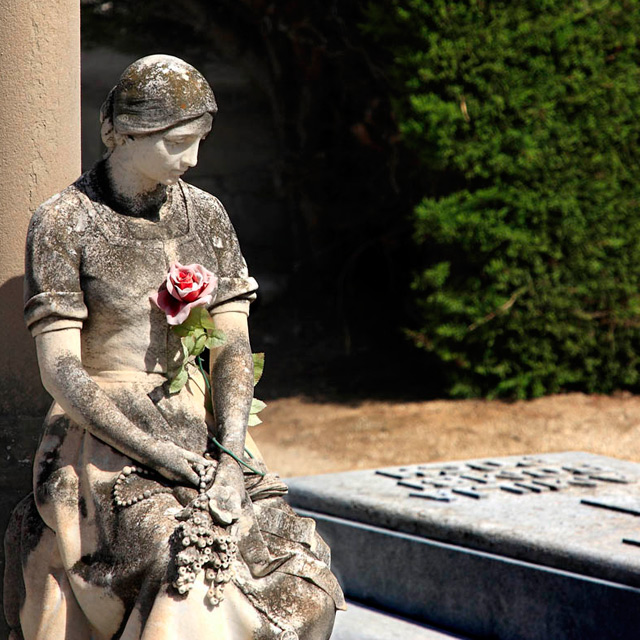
xmin=4 ymin=168 xmax=344 ymax=640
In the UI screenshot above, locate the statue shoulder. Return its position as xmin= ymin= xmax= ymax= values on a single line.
xmin=28 ymin=181 xmax=92 ymax=247
xmin=180 ymin=181 xmax=230 ymax=223
xmin=179 ymin=181 xmax=247 ymax=268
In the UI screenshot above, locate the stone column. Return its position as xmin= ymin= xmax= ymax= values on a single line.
xmin=0 ymin=2 xmax=80 ymax=632
xmin=0 ymin=0 xmax=81 ymax=418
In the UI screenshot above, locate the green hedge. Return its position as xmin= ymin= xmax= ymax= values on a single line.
xmin=363 ymin=0 xmax=640 ymax=397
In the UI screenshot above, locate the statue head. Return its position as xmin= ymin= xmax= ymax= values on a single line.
xmin=100 ymin=54 xmax=217 ymax=151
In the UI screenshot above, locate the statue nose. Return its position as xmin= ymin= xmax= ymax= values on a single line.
xmin=183 ymin=143 xmax=199 ymax=168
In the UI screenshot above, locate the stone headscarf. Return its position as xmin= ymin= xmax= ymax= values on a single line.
xmin=100 ymin=54 xmax=217 ymax=147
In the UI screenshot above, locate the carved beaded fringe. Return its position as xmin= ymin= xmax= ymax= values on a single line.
xmin=113 ymin=461 xmax=238 ymax=607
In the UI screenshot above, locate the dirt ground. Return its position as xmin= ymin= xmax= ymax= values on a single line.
xmin=250 ymin=392 xmax=640 ymax=477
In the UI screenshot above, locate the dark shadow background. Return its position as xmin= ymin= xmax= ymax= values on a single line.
xmin=0 ymin=7 xmax=438 ymax=632
xmin=81 ymin=0 xmax=439 ymax=403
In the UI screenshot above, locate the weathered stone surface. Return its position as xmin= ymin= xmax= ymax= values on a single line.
xmin=288 ymin=452 xmax=640 ymax=583
xmin=288 ymin=452 xmax=640 ymax=639
xmin=332 ymin=601 xmax=467 ymax=640
xmin=0 ymin=417 xmax=40 ymax=638
xmin=6 ymin=55 xmax=342 ymax=640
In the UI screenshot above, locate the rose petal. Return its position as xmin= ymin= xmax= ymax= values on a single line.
xmin=193 ymin=264 xmax=218 ymax=299
xmin=167 ymin=262 xmax=218 ymax=303
xmin=150 ymin=286 xmax=185 ymax=323
xmin=166 ymin=261 xmax=187 ymax=300
xmin=181 ymin=290 xmax=200 ymax=303
xmin=170 ymin=295 xmax=213 ymax=325
xmin=155 ymin=262 xmax=219 ymax=324
xmin=175 ymin=271 xmax=203 ymax=294
xmin=176 ymin=279 xmax=202 ymax=294
xmin=199 ymin=275 xmax=218 ymax=300
xmin=179 ymin=281 xmax=206 ymax=302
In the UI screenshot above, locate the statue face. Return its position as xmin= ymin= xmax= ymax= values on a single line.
xmin=125 ymin=114 xmax=212 ymax=186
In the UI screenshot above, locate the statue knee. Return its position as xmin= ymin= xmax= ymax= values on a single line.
xmin=291 ymin=586 xmax=336 ymax=640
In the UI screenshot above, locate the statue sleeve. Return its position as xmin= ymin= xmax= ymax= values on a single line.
xmin=202 ymin=192 xmax=258 ymax=316
xmin=24 ymin=191 xmax=89 ymax=337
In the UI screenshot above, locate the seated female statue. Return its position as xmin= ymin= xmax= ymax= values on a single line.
xmin=4 ymin=54 xmax=344 ymax=640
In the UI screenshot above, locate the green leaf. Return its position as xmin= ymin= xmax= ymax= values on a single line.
xmin=183 ymin=334 xmax=196 ymax=355
xmin=169 ymin=367 xmax=188 ymax=394
xmin=174 ymin=306 xmax=210 ymax=335
xmin=192 ymin=333 xmax=207 ymax=356
xmin=205 ymin=329 xmax=227 ymax=349
xmin=200 ymin=311 xmax=216 ymax=330
xmin=191 ymin=306 xmax=210 ymax=326
xmin=250 ymin=398 xmax=267 ymax=414
xmin=172 ymin=324 xmax=191 ymax=337
xmin=252 ymin=352 xmax=265 ymax=386
xmin=247 ymin=414 xmax=263 ymax=427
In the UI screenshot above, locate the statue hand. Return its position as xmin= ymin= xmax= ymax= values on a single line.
xmin=206 ymin=458 xmax=244 ymax=525
xmin=154 ymin=441 xmax=208 ymax=487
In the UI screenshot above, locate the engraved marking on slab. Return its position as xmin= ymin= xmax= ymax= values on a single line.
xmin=460 ymin=474 xmax=491 ymax=484
xmin=622 ymin=538 xmax=640 ymax=548
xmin=516 ymin=459 xmax=545 ymax=468
xmin=562 ymin=465 xmax=604 ymax=476
xmin=397 ymin=480 xmax=425 ymax=491
xmin=568 ymin=478 xmax=598 ymax=488
xmin=409 ymin=491 xmax=454 ymax=502
xmin=496 ymin=471 xmax=527 ymax=481
xmin=377 ymin=456 xmax=636 ymax=503
xmin=522 ymin=469 xmax=555 ymax=479
xmin=467 ymin=463 xmax=499 ymax=472
xmin=375 ymin=470 xmax=411 ymax=480
xmin=588 ymin=473 xmax=633 ymax=484
xmin=425 ymin=478 xmax=468 ymax=489
xmin=472 ymin=483 xmax=501 ymax=492
xmin=581 ymin=498 xmax=640 ymax=517
xmin=532 ymin=479 xmax=568 ymax=491
xmin=514 ymin=482 xmax=549 ymax=493
xmin=452 ymin=488 xmax=488 ymax=500
xmin=500 ymin=484 xmax=530 ymax=495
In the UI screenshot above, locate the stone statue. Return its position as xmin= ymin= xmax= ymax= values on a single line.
xmin=4 ymin=55 xmax=344 ymax=640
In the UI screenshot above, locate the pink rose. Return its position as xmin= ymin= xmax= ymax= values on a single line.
xmin=150 ymin=262 xmax=218 ymax=325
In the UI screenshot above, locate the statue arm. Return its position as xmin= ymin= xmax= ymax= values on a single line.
xmin=207 ymin=310 xmax=254 ymax=523
xmin=35 ymin=327 xmax=204 ymax=486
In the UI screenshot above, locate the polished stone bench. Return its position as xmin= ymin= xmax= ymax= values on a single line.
xmin=287 ymin=452 xmax=640 ymax=640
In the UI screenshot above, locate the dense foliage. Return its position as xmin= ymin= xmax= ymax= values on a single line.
xmin=363 ymin=0 xmax=640 ymax=397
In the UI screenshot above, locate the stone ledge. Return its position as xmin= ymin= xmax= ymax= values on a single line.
xmin=332 ymin=601 xmax=467 ymax=640
xmin=288 ymin=452 xmax=640 ymax=640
